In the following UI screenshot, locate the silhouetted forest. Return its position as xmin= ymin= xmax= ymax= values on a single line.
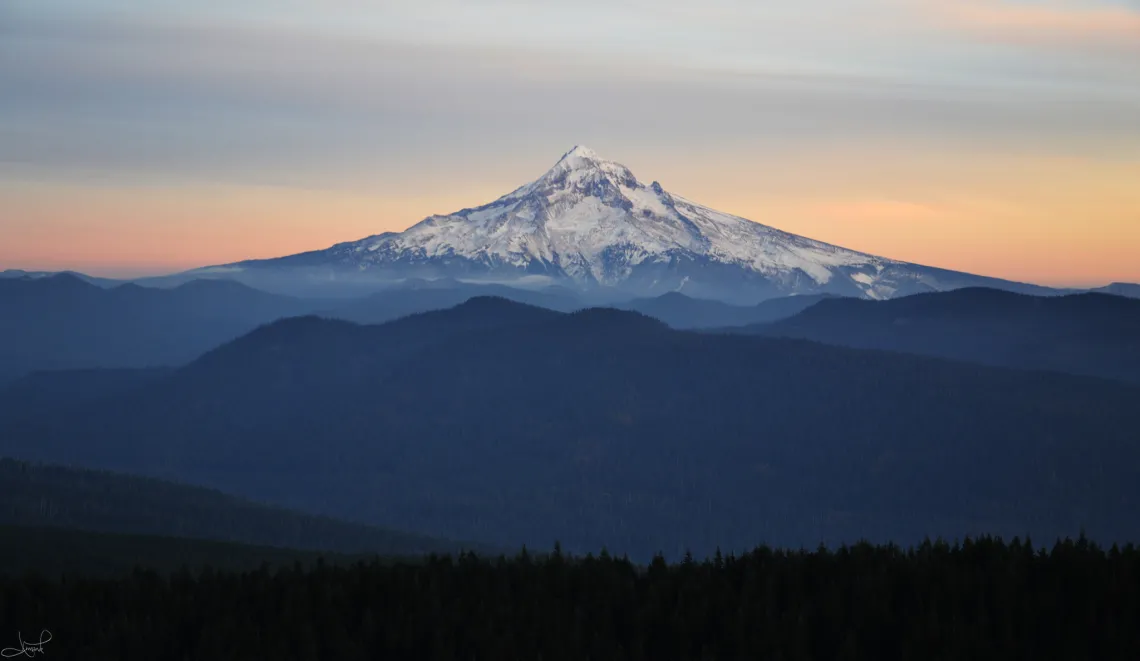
xmin=3 ymin=537 xmax=1138 ymax=660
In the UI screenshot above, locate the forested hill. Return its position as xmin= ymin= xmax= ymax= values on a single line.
xmin=0 ymin=458 xmax=487 ymax=556
xmin=3 ymin=537 xmax=1137 ymax=660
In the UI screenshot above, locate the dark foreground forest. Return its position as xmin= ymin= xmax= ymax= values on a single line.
xmin=4 ymin=536 xmax=1138 ymax=661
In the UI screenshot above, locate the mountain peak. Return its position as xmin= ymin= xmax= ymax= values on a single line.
xmin=560 ymin=145 xmax=599 ymax=162
xmin=535 ymin=145 xmax=638 ymax=192
xmin=550 ymin=145 xmax=608 ymax=169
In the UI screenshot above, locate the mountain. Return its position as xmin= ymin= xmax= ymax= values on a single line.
xmin=1089 ymin=282 xmax=1140 ymax=299
xmin=0 ymin=274 xmax=329 ymax=384
xmin=180 ymin=296 xmax=563 ymax=389
xmin=3 ymin=297 xmax=1138 ymax=560
xmin=325 ymin=280 xmax=825 ymax=329
xmin=180 ymin=146 xmax=1062 ymax=304
xmin=616 ymin=292 xmax=839 ymax=329
xmin=0 ymin=269 xmax=121 ymax=288
xmin=0 ymin=270 xmax=624 ymax=383
xmin=0 ymin=457 xmax=482 ymax=557
xmin=323 ymin=278 xmax=584 ymax=325
xmin=743 ymin=288 xmax=1140 ymax=384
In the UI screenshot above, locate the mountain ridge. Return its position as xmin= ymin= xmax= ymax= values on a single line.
xmin=0 ymin=274 xmax=329 ymax=385
xmin=743 ymin=287 xmax=1140 ymax=384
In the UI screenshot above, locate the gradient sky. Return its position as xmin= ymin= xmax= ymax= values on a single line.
xmin=2 ymin=1 xmax=1138 ymax=286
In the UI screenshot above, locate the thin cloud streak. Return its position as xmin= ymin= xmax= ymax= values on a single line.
xmin=927 ymin=0 xmax=1140 ymax=47
xmin=4 ymin=12 xmax=1136 ymax=187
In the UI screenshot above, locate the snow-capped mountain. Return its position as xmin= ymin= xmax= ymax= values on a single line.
xmin=188 ymin=146 xmax=1059 ymax=303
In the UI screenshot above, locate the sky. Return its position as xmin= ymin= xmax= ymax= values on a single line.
xmin=2 ymin=0 xmax=1138 ymax=286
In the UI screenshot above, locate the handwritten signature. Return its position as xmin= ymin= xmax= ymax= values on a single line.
xmin=1 ymin=631 xmax=51 ymax=658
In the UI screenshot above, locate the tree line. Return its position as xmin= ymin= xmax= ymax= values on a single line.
xmin=2 ymin=536 xmax=1138 ymax=660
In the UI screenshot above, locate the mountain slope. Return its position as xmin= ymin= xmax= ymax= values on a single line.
xmin=745 ymin=288 xmax=1140 ymax=384
xmin=3 ymin=298 xmax=1139 ymax=559
xmin=0 ymin=458 xmax=484 ymax=556
xmin=0 ymin=368 xmax=174 ymax=420
xmin=185 ymin=146 xmax=1060 ymax=304
xmin=616 ymin=292 xmax=838 ymax=329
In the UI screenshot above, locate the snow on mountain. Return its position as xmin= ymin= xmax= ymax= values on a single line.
xmin=188 ymin=146 xmax=1061 ymax=303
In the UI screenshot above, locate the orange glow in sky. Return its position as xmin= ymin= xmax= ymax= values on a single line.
xmin=3 ymin=145 xmax=1138 ymax=287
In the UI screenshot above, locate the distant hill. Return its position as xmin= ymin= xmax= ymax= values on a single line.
xmin=181 ymin=296 xmax=563 ymax=390
xmin=1089 ymin=282 xmax=1140 ymax=299
xmin=324 ymin=282 xmax=829 ymax=330
xmin=0 ymin=269 xmax=122 ymax=288
xmin=0 ymin=274 xmax=327 ymax=384
xmin=0 ymin=273 xmax=597 ymax=385
xmin=743 ymin=288 xmax=1140 ymax=384
xmin=615 ymin=292 xmax=838 ymax=329
xmin=3 ymin=297 xmax=1139 ymax=560
xmin=322 ymin=279 xmax=583 ymax=325
xmin=0 ymin=458 xmax=484 ymax=556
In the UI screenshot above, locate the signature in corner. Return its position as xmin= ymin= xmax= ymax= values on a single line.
xmin=1 ymin=631 xmax=51 ymax=658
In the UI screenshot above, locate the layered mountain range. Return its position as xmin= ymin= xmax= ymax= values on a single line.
xmin=4 ymin=296 xmax=1139 ymax=558
xmin=183 ymin=146 xmax=1060 ymax=303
